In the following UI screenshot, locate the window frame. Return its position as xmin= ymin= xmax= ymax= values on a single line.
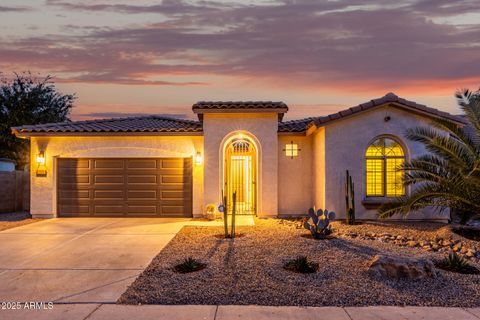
xmin=365 ymin=136 xmax=407 ymax=198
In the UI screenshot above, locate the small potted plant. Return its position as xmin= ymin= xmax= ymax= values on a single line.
xmin=205 ymin=204 xmax=217 ymax=220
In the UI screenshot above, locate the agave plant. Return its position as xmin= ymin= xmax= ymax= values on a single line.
xmin=379 ymin=88 xmax=480 ymax=224
xmin=303 ymin=207 xmax=335 ymax=239
xmin=436 ymin=252 xmax=479 ymax=274
xmin=284 ymin=256 xmax=319 ymax=273
xmin=172 ymin=257 xmax=207 ymax=273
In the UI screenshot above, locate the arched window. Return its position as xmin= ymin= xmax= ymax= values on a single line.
xmin=365 ymin=137 xmax=405 ymax=197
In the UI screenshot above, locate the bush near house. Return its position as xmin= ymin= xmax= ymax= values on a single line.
xmin=0 ymin=72 xmax=75 ymax=169
xmin=379 ymin=88 xmax=480 ymax=224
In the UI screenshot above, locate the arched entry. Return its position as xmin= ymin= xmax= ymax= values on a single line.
xmin=224 ymin=135 xmax=257 ymax=215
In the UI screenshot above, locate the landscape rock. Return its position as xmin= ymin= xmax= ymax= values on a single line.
xmin=368 ymin=254 xmax=437 ymax=280
xmin=406 ymin=240 xmax=418 ymax=247
xmin=442 ymin=240 xmax=451 ymax=247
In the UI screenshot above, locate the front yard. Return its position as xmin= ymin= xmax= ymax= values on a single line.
xmin=119 ymin=219 xmax=480 ymax=307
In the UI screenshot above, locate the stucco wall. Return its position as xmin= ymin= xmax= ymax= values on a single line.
xmin=278 ymin=135 xmax=313 ymax=215
xmin=313 ymin=127 xmax=326 ymax=211
xmin=321 ymin=105 xmax=448 ymax=221
xmin=202 ymin=113 xmax=279 ymax=217
xmin=30 ymin=135 xmax=204 ymax=218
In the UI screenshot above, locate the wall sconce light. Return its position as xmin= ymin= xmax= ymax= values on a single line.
xmin=36 ymin=151 xmax=47 ymax=177
xmin=283 ymin=141 xmax=301 ymax=159
xmin=195 ymin=151 xmax=203 ymax=165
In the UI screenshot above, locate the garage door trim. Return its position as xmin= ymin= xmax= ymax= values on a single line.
xmin=56 ymin=157 xmax=193 ymax=218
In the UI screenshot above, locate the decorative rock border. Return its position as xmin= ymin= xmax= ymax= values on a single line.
xmin=338 ymin=230 xmax=479 ymax=263
xmin=277 ymin=219 xmax=480 ymax=265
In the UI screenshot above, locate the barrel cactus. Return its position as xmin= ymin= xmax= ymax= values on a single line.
xmin=303 ymin=208 xmax=335 ymax=239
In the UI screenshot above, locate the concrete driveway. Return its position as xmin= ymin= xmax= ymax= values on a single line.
xmin=0 ymin=218 xmax=190 ymax=303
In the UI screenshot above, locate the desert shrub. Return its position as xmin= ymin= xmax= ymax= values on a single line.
xmin=283 ymin=256 xmax=319 ymax=273
xmin=436 ymin=252 xmax=479 ymax=274
xmin=172 ymin=257 xmax=206 ymax=273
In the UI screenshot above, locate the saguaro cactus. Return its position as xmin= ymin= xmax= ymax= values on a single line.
xmin=222 ymin=189 xmax=229 ymax=238
xmin=231 ymin=191 xmax=237 ymax=238
xmin=221 ymin=190 xmax=237 ymax=239
xmin=345 ymin=170 xmax=355 ymax=225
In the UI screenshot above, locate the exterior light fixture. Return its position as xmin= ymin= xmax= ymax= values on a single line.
xmin=195 ymin=151 xmax=202 ymax=165
xmin=283 ymin=141 xmax=301 ymax=159
xmin=36 ymin=151 xmax=47 ymax=177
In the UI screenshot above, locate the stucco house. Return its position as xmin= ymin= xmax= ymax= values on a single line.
xmin=12 ymin=93 xmax=465 ymax=221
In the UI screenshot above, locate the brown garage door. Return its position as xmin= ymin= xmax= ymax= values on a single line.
xmin=57 ymin=158 xmax=192 ymax=217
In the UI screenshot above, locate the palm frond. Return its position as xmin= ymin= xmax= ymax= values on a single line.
xmin=378 ymin=182 xmax=479 ymax=219
xmin=431 ymin=118 xmax=478 ymax=154
xmin=456 ymin=88 xmax=480 ymax=139
xmin=379 ymin=88 xmax=480 ymax=223
xmin=406 ymin=127 xmax=475 ymax=168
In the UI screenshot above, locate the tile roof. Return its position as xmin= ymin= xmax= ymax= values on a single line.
xmin=312 ymin=92 xmax=465 ymax=127
xmin=12 ymin=93 xmax=465 ymax=137
xmin=12 ymin=116 xmax=202 ymax=136
xmin=192 ymin=101 xmax=288 ymax=120
xmin=278 ymin=117 xmax=318 ymax=133
xmin=192 ymin=101 xmax=288 ymax=111
xmin=279 ymin=93 xmax=466 ymax=134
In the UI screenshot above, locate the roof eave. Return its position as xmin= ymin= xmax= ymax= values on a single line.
xmin=193 ymin=107 xmax=288 ymax=114
xmin=11 ymin=131 xmax=204 ymax=137
xmin=312 ymin=102 xmax=467 ymax=128
xmin=388 ymin=102 xmax=466 ymax=125
xmin=277 ymin=131 xmax=307 ymax=136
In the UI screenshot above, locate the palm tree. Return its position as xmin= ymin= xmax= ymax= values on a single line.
xmin=378 ymin=88 xmax=480 ymax=224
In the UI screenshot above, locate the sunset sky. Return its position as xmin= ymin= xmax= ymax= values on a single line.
xmin=1 ymin=0 xmax=479 ymax=121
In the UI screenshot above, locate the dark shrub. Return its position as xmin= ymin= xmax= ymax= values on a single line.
xmin=452 ymin=226 xmax=480 ymax=241
xmin=283 ymin=256 xmax=319 ymax=273
xmin=172 ymin=257 xmax=206 ymax=274
xmin=436 ymin=252 xmax=479 ymax=274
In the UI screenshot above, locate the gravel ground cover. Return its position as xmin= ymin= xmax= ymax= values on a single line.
xmin=0 ymin=212 xmax=41 ymax=231
xmin=119 ymin=219 xmax=480 ymax=307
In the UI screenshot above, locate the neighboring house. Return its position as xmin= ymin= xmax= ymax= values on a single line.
xmin=12 ymin=93 xmax=465 ymax=221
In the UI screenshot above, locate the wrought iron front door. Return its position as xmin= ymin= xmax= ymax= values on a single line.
xmin=224 ymin=138 xmax=256 ymax=215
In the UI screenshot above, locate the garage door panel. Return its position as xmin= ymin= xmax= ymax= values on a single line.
xmin=58 ymin=157 xmax=192 ymax=217
xmin=126 ymin=205 xmax=157 ymax=215
xmin=94 ymin=205 xmax=124 ymax=214
xmin=94 ymin=175 xmax=124 ymax=184
xmin=161 ymin=190 xmax=190 ymax=200
xmin=161 ymin=175 xmax=191 ymax=184
xmin=58 ymin=205 xmax=90 ymax=215
xmin=58 ymin=159 xmax=91 ymax=169
xmin=93 ymin=190 xmax=124 ymax=200
xmin=94 ymin=159 xmax=124 ymax=169
xmin=127 ymin=175 xmax=157 ymax=184
xmin=58 ymin=190 xmax=90 ymax=199
xmin=161 ymin=159 xmax=184 ymax=168
xmin=127 ymin=190 xmax=157 ymax=200
xmin=59 ymin=174 xmax=91 ymax=185
xmin=127 ymin=159 xmax=158 ymax=169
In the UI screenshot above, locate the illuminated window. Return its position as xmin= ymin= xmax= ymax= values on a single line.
xmin=284 ymin=141 xmax=300 ymax=158
xmin=365 ymin=137 xmax=405 ymax=197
